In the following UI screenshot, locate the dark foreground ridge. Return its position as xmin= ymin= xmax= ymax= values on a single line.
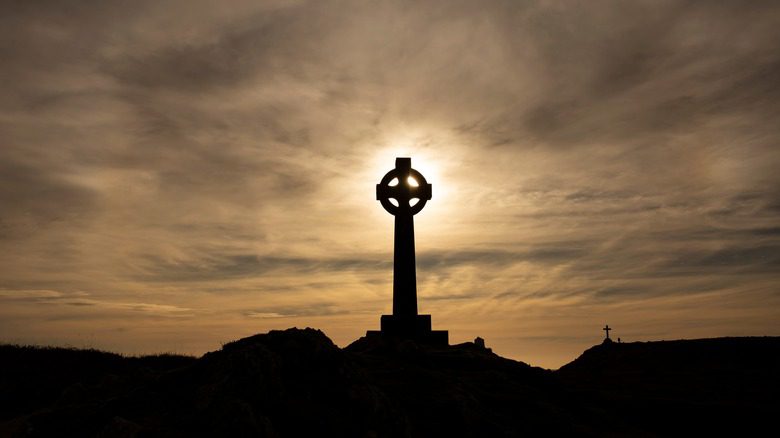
xmin=1 ymin=330 xmax=778 ymax=437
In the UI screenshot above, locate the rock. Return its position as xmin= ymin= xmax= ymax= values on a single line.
xmin=2 ymin=332 xmax=779 ymax=437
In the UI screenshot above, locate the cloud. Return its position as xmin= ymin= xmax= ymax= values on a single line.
xmin=0 ymin=159 xmax=99 ymax=236
xmin=0 ymin=289 xmax=192 ymax=317
xmin=0 ymin=289 xmax=71 ymax=300
xmin=242 ymin=302 xmax=347 ymax=319
xmin=417 ymin=247 xmax=588 ymax=270
xmin=135 ymin=253 xmax=392 ymax=282
xmin=129 ymin=243 xmax=592 ymax=284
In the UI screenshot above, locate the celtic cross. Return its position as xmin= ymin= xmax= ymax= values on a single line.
xmin=376 ymin=157 xmax=431 ymax=318
xmin=367 ymin=157 xmax=446 ymax=344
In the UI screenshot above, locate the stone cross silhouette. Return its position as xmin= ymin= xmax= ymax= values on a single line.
xmin=367 ymin=157 xmax=447 ymax=344
xmin=376 ymin=157 xmax=431 ymax=317
xmin=603 ymin=325 xmax=612 ymax=340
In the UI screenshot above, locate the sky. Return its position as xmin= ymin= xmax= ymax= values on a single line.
xmin=1 ymin=0 xmax=779 ymax=369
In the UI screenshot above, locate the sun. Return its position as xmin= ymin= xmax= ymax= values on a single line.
xmin=359 ymin=132 xmax=460 ymax=237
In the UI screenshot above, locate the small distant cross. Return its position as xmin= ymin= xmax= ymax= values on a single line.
xmin=603 ymin=325 xmax=611 ymax=339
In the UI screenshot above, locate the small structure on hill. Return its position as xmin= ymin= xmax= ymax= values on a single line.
xmin=473 ymin=337 xmax=492 ymax=352
xmin=603 ymin=325 xmax=613 ymax=344
xmin=367 ymin=158 xmax=448 ymax=345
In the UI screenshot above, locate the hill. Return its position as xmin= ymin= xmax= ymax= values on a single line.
xmin=1 ymin=330 xmax=778 ymax=437
xmin=557 ymin=337 xmax=780 ymax=436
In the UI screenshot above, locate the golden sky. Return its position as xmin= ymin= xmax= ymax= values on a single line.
xmin=1 ymin=0 xmax=779 ymax=368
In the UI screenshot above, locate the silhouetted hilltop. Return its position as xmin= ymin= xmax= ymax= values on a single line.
xmin=557 ymin=337 xmax=780 ymax=436
xmin=1 ymin=331 xmax=778 ymax=437
xmin=344 ymin=335 xmax=576 ymax=436
xmin=0 ymin=344 xmax=194 ymax=426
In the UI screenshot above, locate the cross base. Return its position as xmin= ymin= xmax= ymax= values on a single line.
xmin=366 ymin=314 xmax=449 ymax=345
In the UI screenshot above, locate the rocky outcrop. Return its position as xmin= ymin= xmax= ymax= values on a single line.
xmin=2 ymin=331 xmax=779 ymax=437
